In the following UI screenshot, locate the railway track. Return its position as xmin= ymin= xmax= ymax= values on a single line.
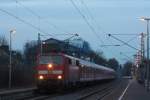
xmin=24 ymin=94 xmax=59 ymax=100
xmin=0 ymin=87 xmax=36 ymax=100
xmin=40 ymin=79 xmax=122 ymax=100
xmin=0 ymin=87 xmax=60 ymax=100
xmin=77 ymin=79 xmax=122 ymax=100
xmin=77 ymin=85 xmax=114 ymax=100
xmin=0 ymin=79 xmax=122 ymax=100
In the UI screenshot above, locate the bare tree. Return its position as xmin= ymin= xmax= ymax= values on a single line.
xmin=122 ymin=61 xmax=132 ymax=76
xmin=0 ymin=36 xmax=8 ymax=46
xmin=24 ymin=40 xmax=38 ymax=65
xmin=108 ymin=58 xmax=119 ymax=71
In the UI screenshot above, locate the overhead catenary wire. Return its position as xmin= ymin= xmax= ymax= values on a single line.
xmin=0 ymin=8 xmax=53 ymax=36
xmin=14 ymin=0 xmax=41 ymax=18
xmin=81 ymin=1 xmax=138 ymax=58
xmin=13 ymin=0 xmax=70 ymax=34
xmin=102 ymin=36 xmax=121 ymax=59
xmin=78 ymin=0 xmax=139 ymax=62
xmin=15 ymin=0 xmax=105 ymax=46
xmin=78 ymin=0 xmax=122 ymax=59
xmin=79 ymin=0 xmax=107 ymax=34
xmin=120 ymin=35 xmax=139 ymax=46
xmin=69 ymin=0 xmax=104 ymax=44
xmin=108 ymin=34 xmax=141 ymax=51
xmin=80 ymin=0 xmax=94 ymax=20
xmin=80 ymin=0 xmax=140 ymax=51
xmin=77 ymin=1 xmax=119 ymax=59
xmin=109 ymin=34 xmax=140 ymax=36
xmin=104 ymin=33 xmax=140 ymax=63
xmin=108 ymin=34 xmax=139 ymax=51
xmin=120 ymin=52 xmax=133 ymax=61
xmin=76 ymin=0 xmax=125 ymax=60
xmin=79 ymin=1 xmax=139 ymax=46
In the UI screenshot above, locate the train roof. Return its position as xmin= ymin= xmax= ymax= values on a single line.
xmin=64 ymin=54 xmax=115 ymax=72
xmin=40 ymin=53 xmax=115 ymax=72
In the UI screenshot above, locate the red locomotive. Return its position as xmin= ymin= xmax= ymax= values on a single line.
xmin=36 ymin=53 xmax=116 ymax=90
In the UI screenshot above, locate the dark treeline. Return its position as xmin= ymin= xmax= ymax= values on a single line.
xmin=0 ymin=36 xmax=35 ymax=88
xmin=24 ymin=38 xmax=119 ymax=71
xmin=122 ymin=61 xmax=132 ymax=76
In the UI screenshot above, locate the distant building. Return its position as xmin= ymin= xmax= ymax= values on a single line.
xmin=42 ymin=38 xmax=91 ymax=58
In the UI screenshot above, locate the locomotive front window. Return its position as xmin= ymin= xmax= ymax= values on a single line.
xmin=39 ymin=55 xmax=63 ymax=65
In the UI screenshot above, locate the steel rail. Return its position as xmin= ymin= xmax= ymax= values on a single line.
xmin=77 ymin=80 xmax=121 ymax=100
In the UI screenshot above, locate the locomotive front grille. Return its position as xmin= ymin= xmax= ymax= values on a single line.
xmin=52 ymin=70 xmax=63 ymax=74
xmin=38 ymin=70 xmax=48 ymax=74
xmin=38 ymin=70 xmax=63 ymax=74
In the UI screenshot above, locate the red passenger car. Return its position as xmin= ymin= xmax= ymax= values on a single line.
xmin=36 ymin=53 xmax=115 ymax=90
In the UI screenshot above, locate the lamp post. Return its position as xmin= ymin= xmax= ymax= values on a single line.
xmin=140 ymin=17 xmax=150 ymax=91
xmin=9 ymin=29 xmax=16 ymax=88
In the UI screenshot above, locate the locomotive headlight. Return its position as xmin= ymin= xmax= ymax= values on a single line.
xmin=39 ymin=75 xmax=44 ymax=80
xmin=48 ymin=64 xmax=52 ymax=69
xmin=57 ymin=75 xmax=62 ymax=79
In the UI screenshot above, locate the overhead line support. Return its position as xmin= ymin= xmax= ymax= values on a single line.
xmin=108 ymin=34 xmax=139 ymax=51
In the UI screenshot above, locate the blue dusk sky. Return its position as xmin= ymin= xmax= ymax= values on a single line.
xmin=0 ymin=0 xmax=150 ymax=63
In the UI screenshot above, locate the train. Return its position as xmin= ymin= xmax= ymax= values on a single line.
xmin=36 ymin=53 xmax=116 ymax=90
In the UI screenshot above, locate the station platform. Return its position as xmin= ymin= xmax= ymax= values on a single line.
xmin=121 ymin=79 xmax=150 ymax=100
xmin=0 ymin=87 xmax=36 ymax=94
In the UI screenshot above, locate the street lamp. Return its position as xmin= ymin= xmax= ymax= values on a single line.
xmin=9 ymin=29 xmax=16 ymax=88
xmin=140 ymin=17 xmax=150 ymax=91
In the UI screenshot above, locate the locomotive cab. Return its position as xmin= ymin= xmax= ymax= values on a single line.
xmin=36 ymin=53 xmax=116 ymax=90
xmin=36 ymin=53 xmax=65 ymax=89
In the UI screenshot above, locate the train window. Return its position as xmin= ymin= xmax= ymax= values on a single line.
xmin=72 ymin=59 xmax=76 ymax=66
xmin=76 ymin=60 xmax=79 ymax=66
xmin=68 ymin=58 xmax=77 ymax=66
xmin=39 ymin=55 xmax=63 ymax=65
xmin=68 ymin=58 xmax=72 ymax=64
xmin=81 ymin=65 xmax=84 ymax=67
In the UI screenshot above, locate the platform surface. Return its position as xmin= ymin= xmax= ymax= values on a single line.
xmin=0 ymin=87 xmax=35 ymax=94
xmin=121 ymin=79 xmax=150 ymax=100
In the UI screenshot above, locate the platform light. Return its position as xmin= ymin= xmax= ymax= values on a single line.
xmin=9 ymin=29 xmax=16 ymax=88
xmin=39 ymin=75 xmax=44 ymax=80
xmin=139 ymin=17 xmax=150 ymax=91
xmin=57 ymin=75 xmax=62 ymax=79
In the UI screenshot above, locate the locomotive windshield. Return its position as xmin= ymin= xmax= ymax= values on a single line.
xmin=39 ymin=55 xmax=63 ymax=65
